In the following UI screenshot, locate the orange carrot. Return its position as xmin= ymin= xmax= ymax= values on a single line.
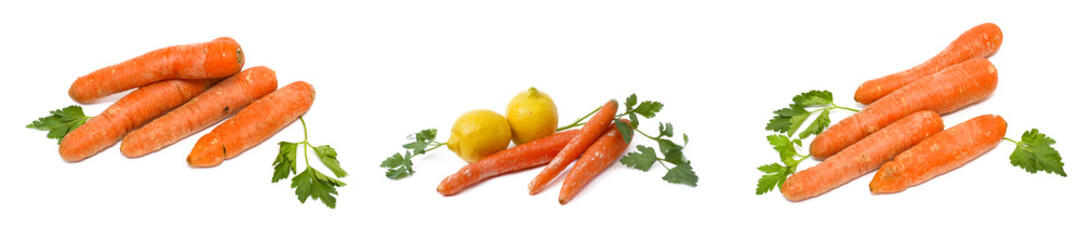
xmin=58 ymin=78 xmax=221 ymax=162
xmin=69 ymin=37 xmax=244 ymax=104
xmin=528 ymin=100 xmax=619 ymax=195
xmin=558 ymin=119 xmax=632 ymax=205
xmin=120 ymin=67 xmax=278 ymax=158
xmin=810 ymin=57 xmax=997 ymax=159
xmin=437 ymin=129 xmax=581 ymax=196
xmin=854 ymin=23 xmax=1002 ymax=104
xmin=187 ymin=81 xmax=315 ymax=167
xmin=781 ymin=111 xmax=943 ymax=201
xmin=870 ymin=114 xmax=1007 ymax=193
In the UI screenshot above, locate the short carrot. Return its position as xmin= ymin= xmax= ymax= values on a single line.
xmin=437 ymin=129 xmax=581 ymax=196
xmin=781 ymin=111 xmax=943 ymax=201
xmin=528 ymin=100 xmax=619 ymax=195
xmin=854 ymin=23 xmax=1002 ymax=104
xmin=69 ymin=37 xmax=244 ymax=104
xmin=187 ymin=81 xmax=315 ymax=167
xmin=120 ymin=66 xmax=278 ymax=158
xmin=58 ymin=78 xmax=221 ymax=162
xmin=870 ymin=114 xmax=1008 ymax=193
xmin=809 ymin=57 xmax=998 ymax=159
xmin=558 ymin=119 xmax=632 ymax=205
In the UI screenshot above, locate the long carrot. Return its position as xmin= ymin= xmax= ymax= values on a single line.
xmin=437 ymin=129 xmax=581 ymax=196
xmin=120 ymin=66 xmax=278 ymax=158
xmin=187 ymin=81 xmax=315 ymax=167
xmin=558 ymin=119 xmax=632 ymax=205
xmin=870 ymin=114 xmax=1007 ymax=193
xmin=528 ymin=100 xmax=619 ymax=195
xmin=58 ymin=78 xmax=222 ymax=162
xmin=809 ymin=57 xmax=997 ymax=159
xmin=781 ymin=111 xmax=943 ymax=201
xmin=854 ymin=23 xmax=1002 ymax=105
xmin=69 ymin=37 xmax=244 ymax=104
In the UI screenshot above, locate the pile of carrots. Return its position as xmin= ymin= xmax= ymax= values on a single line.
xmin=54 ymin=37 xmax=315 ymax=166
xmin=437 ymin=100 xmax=633 ymax=204
xmin=779 ymin=23 xmax=1023 ymax=201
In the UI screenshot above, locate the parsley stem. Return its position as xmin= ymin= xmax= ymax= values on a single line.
xmin=557 ymin=106 xmax=602 ymax=131
xmin=300 ymin=117 xmax=310 ymax=167
xmin=634 ymin=128 xmax=661 ymax=141
xmin=424 ymin=142 xmax=446 ymax=153
xmin=831 ymin=103 xmax=860 ymax=112
xmin=1003 ymin=137 xmax=1019 ymax=144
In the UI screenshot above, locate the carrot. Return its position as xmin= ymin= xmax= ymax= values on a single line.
xmin=558 ymin=119 xmax=632 ymax=205
xmin=437 ymin=129 xmax=581 ymax=196
xmin=120 ymin=66 xmax=278 ymax=158
xmin=69 ymin=37 xmax=244 ymax=104
xmin=58 ymin=78 xmax=221 ymax=162
xmin=870 ymin=114 xmax=1007 ymax=193
xmin=854 ymin=23 xmax=1002 ymax=104
xmin=781 ymin=111 xmax=943 ymax=201
xmin=528 ymin=100 xmax=619 ymax=195
xmin=809 ymin=57 xmax=997 ymax=159
xmin=187 ymin=81 xmax=315 ymax=167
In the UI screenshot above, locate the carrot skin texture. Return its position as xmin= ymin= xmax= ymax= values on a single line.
xmin=58 ymin=78 xmax=221 ymax=162
xmin=69 ymin=37 xmax=244 ymax=104
xmin=437 ymin=129 xmax=581 ymax=196
xmin=870 ymin=115 xmax=1007 ymax=194
xmin=854 ymin=23 xmax=1002 ymax=104
xmin=810 ymin=57 xmax=998 ymax=159
xmin=558 ymin=119 xmax=632 ymax=205
xmin=781 ymin=111 xmax=943 ymax=201
xmin=528 ymin=100 xmax=619 ymax=195
xmin=187 ymin=81 xmax=315 ymax=167
xmin=120 ymin=66 xmax=278 ymax=158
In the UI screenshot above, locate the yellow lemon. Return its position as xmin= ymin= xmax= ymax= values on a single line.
xmin=446 ymin=109 xmax=512 ymax=163
xmin=506 ymin=87 xmax=558 ymax=145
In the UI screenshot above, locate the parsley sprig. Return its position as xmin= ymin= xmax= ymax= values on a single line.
xmin=27 ymin=106 xmax=92 ymax=144
xmin=1004 ymin=129 xmax=1066 ymax=177
xmin=381 ymin=129 xmax=445 ymax=179
xmin=272 ymin=117 xmax=348 ymax=209
xmin=757 ymin=90 xmax=858 ymax=195
xmin=561 ymin=94 xmax=698 ymax=187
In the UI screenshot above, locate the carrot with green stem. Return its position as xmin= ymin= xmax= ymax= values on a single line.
xmin=810 ymin=57 xmax=998 ymax=159
xmin=528 ymin=100 xmax=618 ymax=195
xmin=188 ymin=81 xmax=314 ymax=167
xmin=870 ymin=114 xmax=1008 ymax=193
xmin=559 ymin=119 xmax=633 ymax=205
xmin=32 ymin=78 xmax=222 ymax=162
xmin=855 ymin=23 xmax=1002 ymax=104
xmin=120 ymin=66 xmax=278 ymax=158
xmin=69 ymin=37 xmax=244 ymax=104
xmin=781 ymin=111 xmax=943 ymax=201
xmin=438 ymin=129 xmax=581 ymax=196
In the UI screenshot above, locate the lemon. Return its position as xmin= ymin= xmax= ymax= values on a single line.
xmin=506 ymin=87 xmax=558 ymax=145
xmin=446 ymin=109 xmax=512 ymax=163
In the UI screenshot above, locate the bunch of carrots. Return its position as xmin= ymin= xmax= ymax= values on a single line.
xmin=757 ymin=23 xmax=1065 ymax=201
xmin=384 ymin=95 xmax=698 ymax=205
xmin=28 ymin=37 xmax=344 ymax=208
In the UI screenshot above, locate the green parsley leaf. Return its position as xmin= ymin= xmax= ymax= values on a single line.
xmin=615 ymin=120 xmax=635 ymax=144
xmin=621 ymin=145 xmax=659 ymax=171
xmin=382 ymin=129 xmax=443 ymax=179
xmin=658 ymin=122 xmax=674 ymax=138
xmin=798 ymin=110 xmax=831 ymax=139
xmin=756 ymin=163 xmax=792 ymax=195
xmin=766 ymin=134 xmax=797 ymax=162
xmin=757 ymin=134 xmax=805 ymax=195
xmin=313 ymin=145 xmax=347 ymax=178
xmin=792 ymin=90 xmax=833 ymax=106
xmin=766 ymin=103 xmax=811 ymax=137
xmin=27 ymin=105 xmax=92 ymax=144
xmin=291 ymin=167 xmax=346 ymax=209
xmin=1009 ymin=129 xmax=1066 ymax=177
xmin=632 ymin=101 xmax=664 ymax=118
xmin=663 ymin=162 xmax=698 ymax=187
xmin=272 ymin=141 xmax=298 ymax=183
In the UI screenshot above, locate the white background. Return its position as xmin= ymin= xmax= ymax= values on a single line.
xmin=1 ymin=0 xmax=1076 ymax=239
